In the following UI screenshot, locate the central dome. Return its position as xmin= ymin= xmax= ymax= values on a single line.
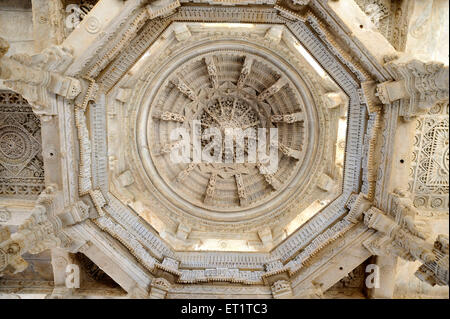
xmin=128 ymin=33 xmax=330 ymax=229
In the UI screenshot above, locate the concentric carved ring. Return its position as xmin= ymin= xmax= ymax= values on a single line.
xmin=146 ymin=51 xmax=309 ymax=214
xmin=131 ymin=38 xmax=325 ymax=226
xmin=125 ymin=32 xmax=329 ymax=229
xmin=0 ymin=126 xmax=31 ymax=164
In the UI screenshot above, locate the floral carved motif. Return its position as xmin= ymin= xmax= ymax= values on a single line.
xmin=409 ymin=102 xmax=449 ymax=211
xmin=0 ymin=91 xmax=44 ymax=198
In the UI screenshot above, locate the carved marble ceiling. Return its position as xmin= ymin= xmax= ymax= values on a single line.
xmin=0 ymin=0 xmax=448 ymax=299
xmin=105 ymin=22 xmax=347 ymax=251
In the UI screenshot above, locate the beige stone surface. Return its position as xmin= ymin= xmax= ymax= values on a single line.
xmin=0 ymin=0 xmax=448 ymax=299
xmin=405 ymin=0 xmax=449 ymax=66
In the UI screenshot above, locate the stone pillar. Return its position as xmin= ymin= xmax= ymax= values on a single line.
xmin=361 ymin=196 xmax=449 ymax=288
xmin=0 ymin=185 xmax=91 ymax=275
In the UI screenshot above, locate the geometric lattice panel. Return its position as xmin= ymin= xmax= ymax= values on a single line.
xmin=409 ymin=101 xmax=449 ymax=211
xmin=0 ymin=90 xmax=45 ymax=198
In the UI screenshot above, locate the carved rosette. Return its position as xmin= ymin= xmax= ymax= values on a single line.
xmin=127 ymin=37 xmax=330 ymax=232
xmin=0 ymin=91 xmax=45 ymax=197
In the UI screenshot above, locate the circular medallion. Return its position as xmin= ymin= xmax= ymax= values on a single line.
xmin=118 ymin=30 xmax=333 ymax=232
xmin=85 ymin=16 xmax=101 ymax=34
xmin=145 ymin=51 xmax=308 ymax=215
xmin=0 ymin=125 xmax=32 ymax=165
xmin=131 ymin=40 xmax=326 ymax=226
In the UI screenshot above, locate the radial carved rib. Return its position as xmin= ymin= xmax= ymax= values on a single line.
xmin=279 ymin=143 xmax=302 ymax=160
xmin=235 ymin=173 xmax=249 ymax=207
xmin=271 ymin=112 xmax=304 ymax=124
xmin=171 ymin=77 xmax=197 ymax=100
xmin=238 ymin=56 xmax=253 ymax=89
xmin=257 ymin=163 xmax=281 ymax=190
xmin=153 ymin=111 xmax=185 ymax=122
xmin=218 ymin=98 xmax=226 ymax=117
xmin=176 ymin=163 xmax=196 ymax=183
xmin=204 ymin=173 xmax=217 ymax=204
xmin=205 ymin=56 xmax=219 ymax=89
xmin=257 ymin=77 xmax=288 ymax=102
xmin=230 ymin=97 xmax=238 ymax=119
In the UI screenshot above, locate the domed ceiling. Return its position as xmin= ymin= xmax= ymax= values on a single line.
xmin=106 ymin=23 xmax=345 ymax=250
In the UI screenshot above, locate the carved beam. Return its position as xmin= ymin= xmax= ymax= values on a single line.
xmin=0 ymin=186 xmax=89 ymax=275
xmin=358 ymin=190 xmax=449 ymax=287
xmin=376 ymin=59 xmax=449 ymax=118
xmin=0 ymin=37 xmax=82 ymax=114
